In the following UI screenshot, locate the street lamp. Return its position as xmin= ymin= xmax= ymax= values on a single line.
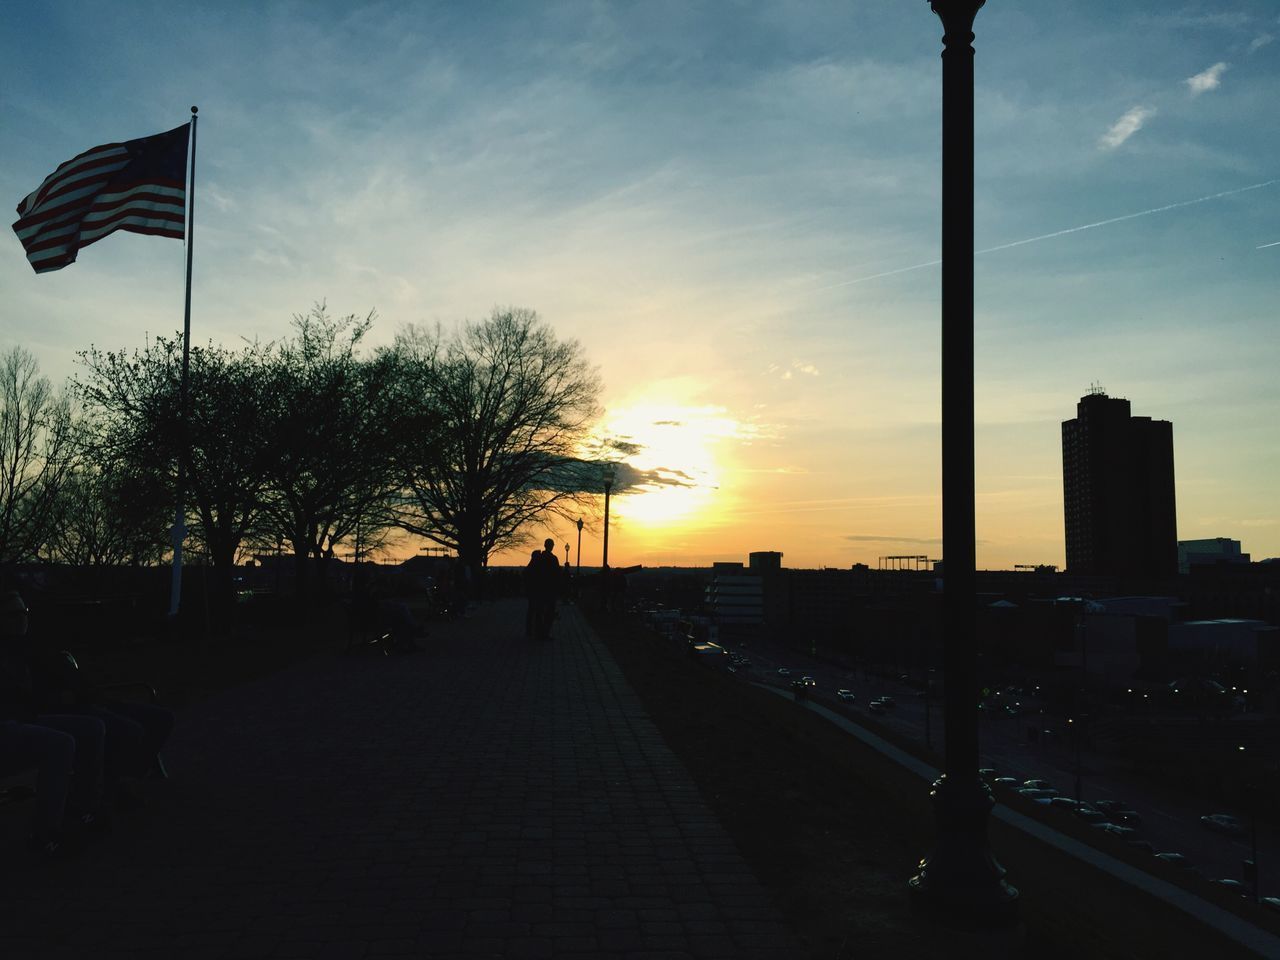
xmin=909 ymin=0 xmax=1018 ymax=926
xmin=602 ymin=463 xmax=616 ymax=610
xmin=576 ymin=517 xmax=584 ymax=573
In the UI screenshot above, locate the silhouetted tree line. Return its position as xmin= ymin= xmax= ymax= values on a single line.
xmin=1 ymin=305 xmax=601 ymax=619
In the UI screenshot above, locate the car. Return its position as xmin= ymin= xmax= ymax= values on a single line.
xmin=799 ymin=676 xmax=817 ymax=687
xmin=978 ymin=767 xmax=997 ymax=779
xmin=1261 ymin=896 xmax=1280 ymax=914
xmin=1095 ymin=823 xmax=1138 ymax=840
xmin=868 ymin=700 xmax=886 ymax=714
xmin=1200 ymin=814 xmax=1247 ymax=837
xmin=1017 ymin=788 xmax=1058 ymax=802
xmin=878 ymin=696 xmax=896 ymax=708
xmin=1094 ymin=799 xmax=1128 ymax=815
xmin=776 ymin=668 xmax=792 ymax=678
xmin=1154 ymin=853 xmax=1195 ymax=870
xmin=837 ymin=689 xmax=856 ymax=702
xmin=1111 ymin=810 xmax=1142 ymax=827
xmin=1048 ymin=797 xmax=1080 ymax=811
xmin=1022 ymin=779 xmax=1053 ymax=791
xmin=992 ymin=777 xmax=1020 ymax=789
xmin=1126 ymin=839 xmax=1155 ymax=855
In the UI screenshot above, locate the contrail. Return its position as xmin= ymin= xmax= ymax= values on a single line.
xmin=1258 ymin=240 xmax=1280 ymax=249
xmin=817 ymin=178 xmax=1280 ymax=291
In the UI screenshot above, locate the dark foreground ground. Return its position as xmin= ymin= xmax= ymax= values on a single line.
xmin=2 ymin=595 xmax=1271 ymax=959
xmin=1 ymin=600 xmax=802 ymax=959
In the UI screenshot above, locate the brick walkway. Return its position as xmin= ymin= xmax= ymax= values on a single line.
xmin=0 ymin=600 xmax=805 ymax=960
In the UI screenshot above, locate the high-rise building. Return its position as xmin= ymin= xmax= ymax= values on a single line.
xmin=1061 ymin=390 xmax=1177 ymax=578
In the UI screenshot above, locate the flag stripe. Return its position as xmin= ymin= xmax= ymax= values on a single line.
xmin=11 ymin=123 xmax=189 ymax=273
xmin=17 ymin=145 xmax=131 ymax=215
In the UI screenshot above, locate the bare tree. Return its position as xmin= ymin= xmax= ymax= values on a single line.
xmin=0 ymin=347 xmax=76 ymax=563
xmin=254 ymin=304 xmax=405 ymax=600
xmin=44 ymin=459 xmax=170 ymax=566
xmin=390 ymin=308 xmax=601 ymax=587
xmin=75 ymin=336 xmax=274 ymax=619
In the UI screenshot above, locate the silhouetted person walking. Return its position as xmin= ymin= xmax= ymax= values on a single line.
xmin=530 ymin=538 xmax=560 ymax=641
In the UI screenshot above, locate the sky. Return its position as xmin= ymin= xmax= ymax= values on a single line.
xmin=3 ymin=1 xmax=1278 ymax=571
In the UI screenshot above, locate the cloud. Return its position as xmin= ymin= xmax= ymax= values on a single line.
xmin=1185 ymin=62 xmax=1229 ymax=95
xmin=771 ymin=360 xmax=820 ymax=380
xmin=845 ymin=535 xmax=942 ymax=545
xmin=1098 ymin=106 xmax=1156 ymax=150
xmin=1248 ymin=33 xmax=1273 ymax=54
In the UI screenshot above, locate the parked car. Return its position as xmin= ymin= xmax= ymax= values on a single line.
xmin=992 ymin=777 xmax=1020 ymax=789
xmin=868 ymin=700 xmax=886 ymax=715
xmin=1048 ymin=797 xmax=1080 ymax=811
xmin=1095 ymin=823 xmax=1138 ymax=840
xmin=978 ymin=767 xmax=996 ymax=779
xmin=1154 ymin=853 xmax=1194 ymax=870
xmin=1073 ymin=806 xmax=1109 ymax=825
xmin=878 ymin=696 xmax=896 ymax=708
xmin=837 ymin=689 xmax=856 ymax=702
xmin=1200 ymin=814 xmax=1247 ymax=837
xmin=1022 ymin=779 xmax=1054 ymax=791
xmin=1094 ymin=799 xmax=1128 ymax=815
xmin=1261 ymin=897 xmax=1280 ymax=914
xmin=777 ymin=668 xmax=792 ymax=678
xmin=1017 ymin=788 xmax=1058 ymax=803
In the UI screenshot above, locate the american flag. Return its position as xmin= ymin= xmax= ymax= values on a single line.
xmin=12 ymin=123 xmax=189 ymax=274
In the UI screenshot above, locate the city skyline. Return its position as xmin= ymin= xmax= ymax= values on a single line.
xmin=4 ymin=2 xmax=1278 ymax=571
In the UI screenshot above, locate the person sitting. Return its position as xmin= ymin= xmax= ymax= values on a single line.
xmin=352 ymin=567 xmax=425 ymax=654
xmin=0 ymin=589 xmax=110 ymax=858
xmin=9 ymin=588 xmax=173 ymax=813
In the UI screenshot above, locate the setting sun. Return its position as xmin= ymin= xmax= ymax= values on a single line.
xmin=586 ymin=402 xmax=755 ymax=532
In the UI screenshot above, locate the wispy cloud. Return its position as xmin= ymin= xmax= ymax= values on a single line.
xmin=769 ymin=360 xmax=820 ymax=380
xmin=845 ymin=535 xmax=941 ymax=545
xmin=1249 ymin=33 xmax=1274 ymax=53
xmin=1099 ymin=106 xmax=1155 ymax=150
xmin=1185 ymin=62 xmax=1229 ymax=95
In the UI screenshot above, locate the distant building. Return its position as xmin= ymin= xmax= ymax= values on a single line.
xmin=748 ymin=551 xmax=783 ymax=573
xmin=704 ymin=573 xmax=763 ymax=625
xmin=1178 ymin=537 xmax=1249 ymax=575
xmin=1061 ymin=390 xmax=1177 ymax=579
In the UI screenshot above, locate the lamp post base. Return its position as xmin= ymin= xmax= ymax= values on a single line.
xmin=909 ymin=774 xmax=1019 ymax=928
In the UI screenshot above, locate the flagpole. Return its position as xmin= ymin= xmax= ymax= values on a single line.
xmin=169 ymin=105 xmax=198 ymax=617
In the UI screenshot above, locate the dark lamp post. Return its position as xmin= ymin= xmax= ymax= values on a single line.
xmin=576 ymin=517 xmax=584 ymax=572
xmin=909 ymin=0 xmax=1018 ymax=926
xmin=602 ymin=463 xmax=616 ymax=610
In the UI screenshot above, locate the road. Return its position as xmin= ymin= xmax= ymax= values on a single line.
xmin=717 ymin=631 xmax=1276 ymax=900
